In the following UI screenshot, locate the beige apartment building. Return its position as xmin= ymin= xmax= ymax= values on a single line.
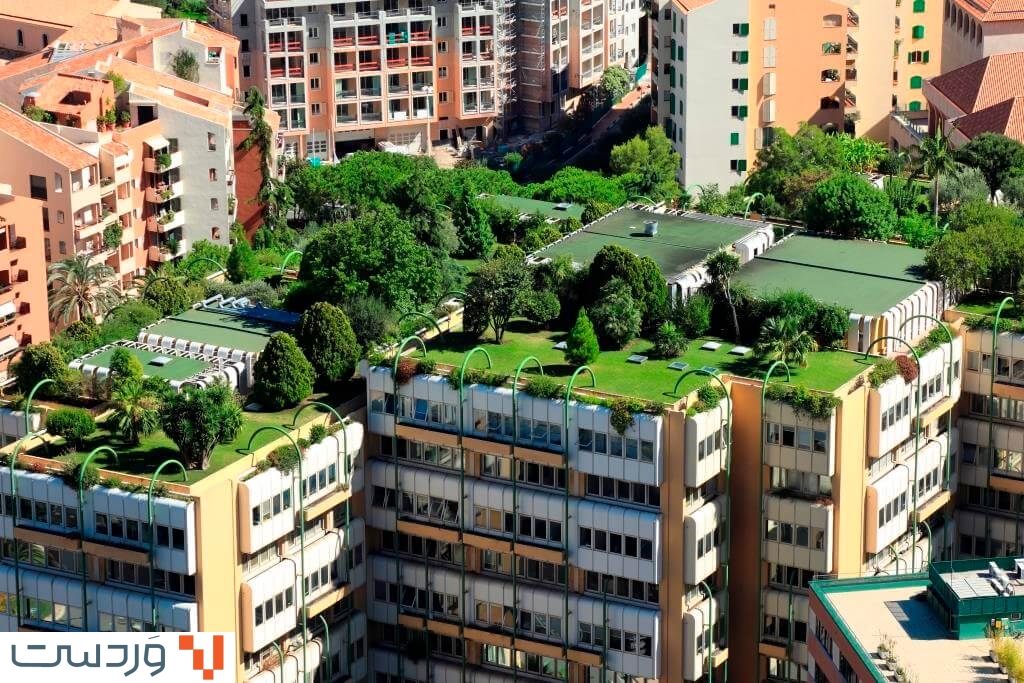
xmin=0 ymin=0 xmax=161 ymax=57
xmin=652 ymin=0 xmax=944 ymax=189
xmin=0 ymin=17 xmax=271 ymax=296
xmin=209 ymin=0 xmax=643 ymax=160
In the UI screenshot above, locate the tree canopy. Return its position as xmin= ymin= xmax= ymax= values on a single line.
xmin=252 ymin=332 xmax=315 ymax=410
xmin=956 ymin=133 xmax=1024 ymax=199
xmin=610 ymin=126 xmax=681 ymax=202
xmin=160 ymin=382 xmax=243 ymax=470
xmin=296 ymin=302 xmax=360 ymax=383
xmin=802 ymin=173 xmax=897 ymax=239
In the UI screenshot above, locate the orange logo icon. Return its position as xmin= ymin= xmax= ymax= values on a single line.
xmin=178 ymin=634 xmax=225 ymax=681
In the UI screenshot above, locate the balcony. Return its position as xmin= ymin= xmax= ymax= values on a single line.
xmin=360 ymin=88 xmax=382 ymax=97
xmin=333 ymin=32 xmax=355 ymax=48
xmin=410 ymin=30 xmax=431 ymax=42
xmin=387 ymin=57 xmax=409 ymax=68
xmin=822 ymin=42 xmax=842 ymax=55
xmin=336 ymin=114 xmax=358 ymax=125
xmin=143 ymin=151 xmax=182 ymax=174
xmin=336 ymin=88 xmax=357 ymax=99
xmin=358 ymin=60 xmax=381 ymax=72
xmin=149 ymin=238 xmax=187 ymax=263
xmin=145 ymin=181 xmax=183 ymax=204
xmin=333 ymin=61 xmax=356 ymax=73
xmin=147 ymin=209 xmax=185 ymax=233
xmin=357 ymin=33 xmax=381 ymax=46
xmin=361 ymin=112 xmax=383 ymax=122
xmin=388 ymin=83 xmax=410 ymax=95
xmin=410 ymin=55 xmax=432 ymax=67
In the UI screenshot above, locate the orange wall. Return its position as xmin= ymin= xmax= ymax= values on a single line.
xmin=0 ymin=193 xmax=51 ymax=361
xmin=0 ymin=17 xmax=66 ymax=54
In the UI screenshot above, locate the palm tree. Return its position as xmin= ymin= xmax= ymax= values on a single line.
xmin=47 ymin=254 xmax=121 ymax=324
xmin=756 ymin=315 xmax=819 ymax=368
xmin=110 ymin=379 xmax=161 ymax=445
xmin=915 ymin=128 xmax=957 ymax=228
xmin=239 ymin=87 xmax=274 ymax=200
xmin=704 ymin=249 xmax=742 ymax=342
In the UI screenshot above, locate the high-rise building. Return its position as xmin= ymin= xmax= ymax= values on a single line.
xmin=651 ymin=0 xmax=944 ymax=188
xmin=209 ymin=0 xmax=645 ymax=161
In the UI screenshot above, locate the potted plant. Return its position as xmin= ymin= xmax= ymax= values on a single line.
xmin=96 ymin=116 xmax=108 ymax=131
xmin=118 ymin=110 xmax=131 ymax=128
xmin=156 ymin=152 xmax=172 ymax=170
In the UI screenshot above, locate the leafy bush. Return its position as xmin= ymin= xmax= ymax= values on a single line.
xmin=447 ymin=368 xmax=509 ymax=390
xmin=143 ymin=278 xmax=197 ymax=316
xmin=916 ymin=326 xmax=954 ymax=356
xmin=226 ymin=238 xmax=259 ymax=283
xmin=803 ymin=173 xmax=897 ymax=240
xmin=109 ymin=348 xmax=144 ymax=381
xmin=609 ymin=398 xmax=644 ymax=435
xmin=672 ymin=293 xmax=713 ymax=339
xmin=61 ymin=461 xmax=100 ymax=491
xmin=764 ymin=384 xmax=840 ymax=420
xmin=205 ymin=279 xmax=283 ymax=308
xmin=252 ymin=333 xmax=315 ymax=410
xmin=523 ymin=375 xmax=562 ymax=399
xmin=98 ymin=302 xmax=162 ymax=344
xmin=652 ymin=322 xmax=688 ymax=359
xmin=564 ymin=309 xmax=600 ymax=366
xmin=267 ymin=445 xmax=301 ymax=474
xmin=308 ymin=424 xmax=328 ymax=445
xmin=297 ymin=302 xmax=360 ymax=383
xmin=394 ymin=357 xmax=419 ymax=385
xmin=522 ymin=290 xmax=561 ymax=328
xmin=869 ymin=358 xmax=899 ymax=388
xmin=46 ymin=408 xmax=97 ymax=447
xmin=688 ymin=384 xmax=726 ymax=416
xmin=590 ymin=279 xmax=641 ymax=349
xmin=895 ymin=354 xmax=919 ymax=382
xmin=342 ymin=295 xmax=398 ymax=351
xmin=492 ymin=243 xmax=525 ymax=262
xmin=12 ymin=343 xmax=75 ymax=398
xmin=416 ymin=358 xmax=437 ymax=375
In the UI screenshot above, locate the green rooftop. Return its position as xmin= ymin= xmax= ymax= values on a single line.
xmin=421 ymin=320 xmax=875 ymax=403
xmin=141 ymin=308 xmax=292 ymax=353
xmin=735 ymin=235 xmax=929 ymax=316
xmin=954 ymin=292 xmax=1023 ymax=325
xmin=81 ymin=346 xmax=212 ymax=381
xmin=484 ymin=194 xmax=585 ymax=222
xmin=534 ymin=209 xmax=758 ymax=275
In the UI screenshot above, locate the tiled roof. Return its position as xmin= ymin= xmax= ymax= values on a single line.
xmin=30 ymin=73 xmax=110 ymax=114
xmin=672 ymin=0 xmax=718 ymax=12
xmin=0 ymin=102 xmax=95 ymax=169
xmin=927 ymin=52 xmax=1024 ymax=112
xmin=955 ymin=0 xmax=1024 ymax=22
xmin=956 ymin=97 xmax=1024 ymax=142
xmin=0 ymin=0 xmax=159 ymax=27
xmin=105 ymin=56 xmax=234 ymax=109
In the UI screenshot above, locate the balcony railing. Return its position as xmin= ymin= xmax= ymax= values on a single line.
xmin=410 ymin=56 xmax=432 ymax=66
xmin=336 ymin=115 xmax=357 ymax=125
xmin=334 ymin=62 xmax=356 ymax=72
xmin=361 ymin=112 xmax=383 ymax=122
xmin=389 ymin=84 xmax=410 ymax=94
xmin=360 ymin=88 xmax=382 ymax=97
xmin=357 ymin=34 xmax=381 ymax=45
xmin=387 ymin=58 xmax=409 ymax=68
xmin=336 ymin=89 xmax=357 ymax=99
xmin=359 ymin=61 xmax=381 ymax=71
xmin=333 ymin=36 xmax=355 ymax=47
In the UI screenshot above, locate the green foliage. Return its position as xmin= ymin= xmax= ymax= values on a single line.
xmin=179 ymin=240 xmax=229 ymax=278
xmin=956 ymin=132 xmax=1024 ymax=198
xmin=464 ymin=259 xmax=531 ymax=342
xmin=451 ymin=185 xmax=494 ymax=258
xmin=610 ymin=126 xmax=681 ymax=202
xmin=927 ymin=203 xmax=1024 ymax=296
xmin=688 ymin=383 xmax=727 ymax=416
xmin=522 ymin=290 xmax=561 ymax=328
xmin=652 ymin=321 xmax=688 ymax=359
xmin=96 ymin=302 xmax=161 ymax=344
xmin=416 ymin=358 xmax=437 ymax=375
xmin=935 ymin=165 xmax=988 ymax=210
xmin=587 ymin=245 xmax=667 ymax=330
xmin=609 ymin=398 xmax=643 ymax=435
xmin=564 ymin=309 xmax=600 ymax=366
xmin=109 ymin=378 xmax=162 ymax=445
xmin=143 ymin=277 xmax=197 ymax=316
xmin=226 ymin=238 xmax=259 ymax=283
xmin=46 ymin=408 xmax=96 ymax=447
xmin=802 ymin=173 xmax=897 ymax=239
xmin=590 ymin=279 xmax=642 ymax=349
xmin=106 ymin=71 xmax=127 ymax=94
xmin=267 ymin=445 xmax=301 ymax=474
xmin=446 ymin=367 xmax=509 ymax=390
xmin=755 ymin=315 xmax=819 ymax=367
xmin=704 ymin=249 xmax=742 ymax=342
xmin=61 ymin=461 xmax=100 ymax=490
xmin=491 ymin=243 xmax=526 ymax=262
xmin=949 ymin=199 xmax=1020 ymax=232
xmin=47 ymin=254 xmax=121 ymax=324
xmin=503 ymin=151 xmax=523 ymax=171
xmin=298 ymin=204 xmax=443 ymax=310
xmin=599 ymin=65 xmax=631 ymax=104
xmin=342 ymin=295 xmax=397 ymax=350
xmin=671 ymin=293 xmax=713 ymax=338
xmin=582 ymin=200 xmax=615 ymax=224
xmin=757 ymin=290 xmax=850 ymax=349
xmin=23 ymin=105 xmax=54 ymax=123
xmin=297 ymin=302 xmax=360 ymax=383
xmin=205 ymin=279 xmax=282 ymax=308
xmin=694 ymin=183 xmax=744 ymax=216
xmin=523 ymin=374 xmax=562 ymax=399
xmin=308 ymin=424 xmax=328 ymax=445
xmin=883 ymin=176 xmax=923 ymax=217
xmin=103 ymin=222 xmax=123 ymax=251
xmin=1001 ymin=175 xmax=1024 ymax=208
xmin=764 ymin=384 xmax=840 ymax=420
xmin=537 ymin=167 xmax=627 ymax=207
xmin=916 ymin=326 xmax=954 ymax=356
xmin=896 ymin=213 xmax=940 ymax=248
xmin=160 ymin=381 xmax=243 ymax=470
xmin=12 ymin=343 xmax=74 ymax=398
xmin=170 ymin=48 xmax=200 ymax=82
xmin=926 ymin=229 xmax=991 ymax=298
xmin=109 ymin=348 xmax=144 ymax=382
xmin=253 ymin=333 xmax=315 ymax=410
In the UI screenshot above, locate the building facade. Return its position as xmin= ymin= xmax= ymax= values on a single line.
xmin=0 ymin=190 xmax=51 ymax=375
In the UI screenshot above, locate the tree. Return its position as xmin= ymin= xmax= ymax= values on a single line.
xmin=694 ymin=183 xmax=744 ymax=216
xmin=914 ymin=128 xmax=957 ymax=226
xmin=652 ymin=322 xmax=688 ymax=359
xmin=109 ymin=379 xmax=161 ymax=445
xmin=170 ymin=48 xmax=200 ymax=82
xmin=342 ymin=295 xmax=397 ymax=350
xmin=12 ymin=343 xmax=72 ymax=398
xmin=143 ymin=277 xmax=195 ymax=316
xmin=756 ymin=315 xmax=819 ymax=367
xmin=395 ymin=172 xmax=458 ymax=254
xmin=957 ymin=132 xmax=1024 ymax=199
xmin=925 ymin=229 xmax=991 ymax=298
xmin=802 ymin=173 xmax=897 ymax=240
xmin=239 ymin=87 xmax=274 ymax=203
xmin=522 ymin=290 xmax=561 ymax=328
xmin=297 ymin=302 xmax=360 ymax=383
xmin=705 ymin=249 xmax=742 ymax=342
xmin=464 ymin=259 xmax=531 ymax=342
xmin=610 ymin=126 xmax=681 ymax=202
xmin=491 ymin=243 xmax=526 ymax=262
xmin=226 ymin=238 xmax=259 ymax=283
xmin=590 ymin=279 xmax=642 ymax=349
xmin=108 ymin=348 xmax=144 ymax=382
xmin=599 ymin=64 xmax=631 ymax=104
xmin=451 ymin=185 xmax=494 ymax=258
xmin=160 ymin=381 xmax=243 ymax=470
xmin=934 ymin=164 xmax=988 ymax=211
xmin=47 ymin=254 xmax=122 ymax=324
xmin=587 ymin=245 xmax=667 ymax=329
xmin=671 ymin=293 xmax=713 ymax=339
xmin=252 ymin=333 xmax=315 ymax=410
xmin=46 ymin=408 xmax=96 ymax=449
xmin=537 ymin=167 xmax=627 ymax=207
xmin=564 ymin=309 xmax=599 ymax=366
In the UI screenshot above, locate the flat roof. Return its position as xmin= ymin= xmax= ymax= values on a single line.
xmin=817 ymin=578 xmax=990 ymax=683
xmin=734 ymin=235 xmax=929 ymax=316
xmin=484 ymin=194 xmax=585 ymax=221
xmin=143 ymin=308 xmax=290 ymax=353
xmin=82 ymin=346 xmax=212 ymax=381
xmin=533 ymin=209 xmax=760 ymax=276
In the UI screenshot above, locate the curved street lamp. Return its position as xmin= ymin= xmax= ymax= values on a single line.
xmin=7 ymin=432 xmax=40 ymax=626
xmin=743 ymin=192 xmax=765 ymax=220
xmin=279 ymin=250 xmax=303 ymax=275
xmin=988 ymin=297 xmax=1016 ymax=554
xmin=78 ymin=446 xmax=119 ymax=630
xmin=24 ymin=377 xmax=55 ymax=438
xmin=147 ymin=459 xmax=188 ymax=630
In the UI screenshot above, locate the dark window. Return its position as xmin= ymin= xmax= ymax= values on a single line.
xmin=29 ymin=176 xmax=46 ymax=200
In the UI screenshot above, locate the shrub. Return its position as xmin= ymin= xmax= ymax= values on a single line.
xmin=590 ymin=279 xmax=642 ymax=349
xmin=267 ymin=445 xmax=301 ymax=474
xmin=297 ymin=302 xmax=360 ymax=383
xmin=46 ymin=408 xmax=97 ymax=447
xmin=143 ymin=278 xmax=196 ymax=316
xmin=308 ymin=424 xmax=328 ymax=445
xmin=869 ymin=358 xmax=900 ymax=388
xmin=448 ymin=368 xmax=509 ymax=390
xmin=394 ymin=356 xmax=419 ymax=385
xmin=652 ymin=322 xmax=688 ymax=359
xmin=226 ymin=238 xmax=259 ymax=283
xmin=61 ymin=460 xmax=100 ymax=491
xmin=523 ymin=374 xmax=562 ymax=399
xmin=98 ymin=302 xmax=162 ymax=343
xmin=564 ymin=309 xmax=599 ymax=366
xmin=170 ymin=48 xmax=200 ymax=82
xmin=205 ymin=279 xmax=282 ymax=308
xmin=342 ymin=295 xmax=398 ymax=350
xmin=416 ymin=358 xmax=437 ymax=375
xmin=108 ymin=347 xmax=144 ymax=381
xmin=688 ymin=384 xmax=727 ymax=416
xmin=252 ymin=333 xmax=315 ymax=410
xmin=609 ymin=398 xmax=643 ymax=435
xmin=764 ymin=384 xmax=840 ymax=420
xmin=522 ymin=290 xmax=561 ymax=328
xmin=12 ymin=343 xmax=73 ymax=397
xmin=895 ymin=354 xmax=919 ymax=382
xmin=672 ymin=293 xmax=713 ymax=339
xmin=492 ymin=243 xmax=526 ymax=262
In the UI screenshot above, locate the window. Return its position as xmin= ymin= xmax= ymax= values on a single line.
xmin=210 ymin=198 xmax=219 ymax=211
xmin=29 ymin=175 xmax=46 ymax=201
xmin=732 ymin=50 xmax=749 ymax=64
xmin=59 ymin=240 xmax=67 ymax=255
xmin=310 ymin=77 xmax=321 ymax=90
xmin=309 ymin=52 xmax=320 ymax=64
xmin=242 ymin=65 xmax=251 ymax=79
xmin=907 ymin=50 xmax=929 ymax=64
xmin=240 ymin=13 xmax=248 ymax=26
xmin=436 ymin=16 xmax=447 ymax=28
xmin=914 ymin=0 xmax=926 ymax=10
xmin=56 ymin=211 xmax=64 ymax=224
xmin=208 ymin=168 xmax=217 ymax=182
xmin=732 ymin=23 xmax=750 ymax=36
xmin=730 ymin=159 xmax=748 ymax=172
xmin=207 ymin=133 xmax=216 ymax=151
xmin=730 ymin=105 xmax=748 ymax=119
xmin=241 ymin=39 xmax=249 ymax=53
xmin=438 ymin=41 xmax=448 ymax=53
xmin=439 ymin=91 xmax=449 ymax=103
xmin=308 ymin=26 xmax=319 ymax=39
xmin=311 ymin=103 xmax=322 ymax=115
xmin=731 ymin=78 xmax=748 ymax=92
xmin=912 ymin=25 xmax=925 ymax=39
xmin=439 ymin=66 xmax=448 ymax=78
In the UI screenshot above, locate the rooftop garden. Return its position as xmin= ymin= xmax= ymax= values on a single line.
xmin=955 ymin=292 xmax=1024 ymax=331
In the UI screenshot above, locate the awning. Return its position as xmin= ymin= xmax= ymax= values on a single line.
xmin=0 ymin=301 xmax=17 ymax=318
xmin=144 ymin=134 xmax=169 ymax=151
xmin=0 ymin=335 xmax=19 ymax=356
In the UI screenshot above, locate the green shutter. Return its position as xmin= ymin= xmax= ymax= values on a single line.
xmin=678 ymin=46 xmax=685 ymax=62
xmin=739 ymin=105 xmax=748 ymax=119
xmin=669 ymin=96 xmax=676 ymax=115
xmin=670 ymin=38 xmax=676 ymax=60
xmin=909 ymin=100 xmax=922 ymax=112
xmin=923 ymin=50 xmax=930 ymax=63
xmin=910 ymin=75 xmax=922 ymax=89
xmin=739 ymin=78 xmax=749 ymax=92
xmin=673 ymin=14 xmax=677 ymax=32
xmin=669 ymin=66 xmax=676 ymax=88
xmin=739 ymin=51 xmax=748 ymax=64
xmin=908 ymin=52 xmax=913 ymax=64
xmin=730 ymin=132 xmax=740 ymax=145
xmin=740 ymin=23 xmax=750 ymax=36
xmin=738 ymin=160 xmax=747 ymax=173
xmin=913 ymin=0 xmax=926 ymax=12
xmin=912 ymin=25 xmax=925 ymax=39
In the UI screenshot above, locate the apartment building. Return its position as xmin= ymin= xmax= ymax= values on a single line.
xmin=652 ymin=0 xmax=943 ymax=188
xmin=941 ymin=0 xmax=1024 ymax=72
xmin=0 ymin=18 xmax=272 ymax=293
xmin=0 ymin=189 xmax=51 ymax=374
xmin=0 ymin=0 xmax=161 ymax=56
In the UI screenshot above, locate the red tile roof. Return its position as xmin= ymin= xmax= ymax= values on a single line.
xmin=956 ymin=97 xmax=1024 ymax=141
xmin=0 ymin=102 xmax=95 ymax=169
xmin=927 ymin=52 xmax=1024 ymax=112
xmin=955 ymin=0 xmax=1024 ymax=22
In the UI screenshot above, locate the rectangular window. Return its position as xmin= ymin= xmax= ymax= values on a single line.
xmin=29 ymin=176 xmax=46 ymax=200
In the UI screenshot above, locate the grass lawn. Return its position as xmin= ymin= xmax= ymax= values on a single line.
xmin=33 ymin=385 xmax=359 ymax=483
xmin=955 ymin=292 xmax=1022 ymax=322
xmin=421 ymin=320 xmax=875 ymax=403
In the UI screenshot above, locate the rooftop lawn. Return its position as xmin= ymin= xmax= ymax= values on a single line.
xmin=140 ymin=308 xmax=291 ymax=353
xmin=955 ymin=292 xmax=1022 ymax=323
xmin=33 ymin=386 xmax=358 ymax=483
xmin=484 ymin=194 xmax=585 ymax=222
xmin=421 ymin=320 xmax=875 ymax=403
xmin=534 ymin=209 xmax=759 ymax=275
xmin=78 ymin=346 xmax=212 ymax=381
